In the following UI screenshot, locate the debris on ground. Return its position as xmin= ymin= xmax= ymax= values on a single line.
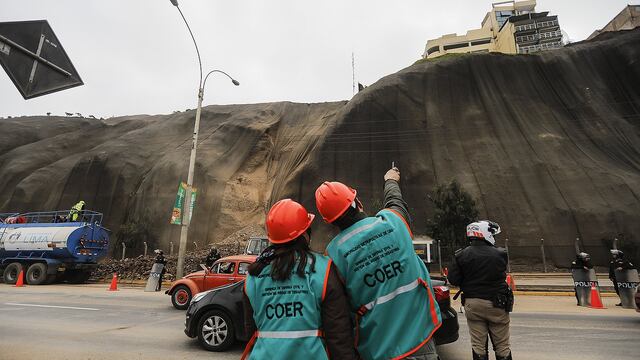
xmin=91 ymin=224 xmax=265 ymax=281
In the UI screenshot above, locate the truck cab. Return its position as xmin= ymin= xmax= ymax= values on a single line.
xmin=244 ymin=237 xmax=268 ymax=256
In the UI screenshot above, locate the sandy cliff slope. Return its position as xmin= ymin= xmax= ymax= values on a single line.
xmin=1 ymin=29 xmax=639 ymax=265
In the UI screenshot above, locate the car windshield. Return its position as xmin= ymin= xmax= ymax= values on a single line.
xmin=238 ymin=262 xmax=250 ymax=275
xmin=216 ymin=262 xmax=235 ymax=274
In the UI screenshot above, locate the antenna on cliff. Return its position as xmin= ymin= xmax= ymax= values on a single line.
xmin=352 ymin=52 xmax=355 ymax=96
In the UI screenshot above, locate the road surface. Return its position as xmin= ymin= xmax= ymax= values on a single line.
xmin=0 ymin=284 xmax=638 ymax=359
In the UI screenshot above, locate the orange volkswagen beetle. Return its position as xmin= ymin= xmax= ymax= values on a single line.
xmin=166 ymin=254 xmax=256 ymax=310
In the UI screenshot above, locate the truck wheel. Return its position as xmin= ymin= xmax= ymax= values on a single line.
xmin=65 ymin=270 xmax=91 ymax=284
xmin=26 ymin=263 xmax=48 ymax=285
xmin=3 ymin=262 xmax=23 ymax=284
xmin=171 ymin=285 xmax=192 ymax=310
xmin=197 ymin=309 xmax=235 ymax=352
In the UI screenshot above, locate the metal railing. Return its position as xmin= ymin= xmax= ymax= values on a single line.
xmin=0 ymin=210 xmax=103 ymax=225
xmin=515 ymin=20 xmax=558 ymax=32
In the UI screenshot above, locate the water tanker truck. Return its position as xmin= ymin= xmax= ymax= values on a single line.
xmin=0 ymin=210 xmax=109 ymax=285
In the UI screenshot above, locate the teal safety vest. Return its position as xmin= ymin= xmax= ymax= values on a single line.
xmin=326 ymin=209 xmax=442 ymax=360
xmin=243 ymin=254 xmax=331 ymax=360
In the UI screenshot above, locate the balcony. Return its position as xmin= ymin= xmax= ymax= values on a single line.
xmin=518 ymin=41 xmax=563 ymax=54
xmin=539 ymin=30 xmax=563 ymax=40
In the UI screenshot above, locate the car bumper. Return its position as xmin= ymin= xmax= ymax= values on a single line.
xmin=434 ymin=305 xmax=459 ymax=345
xmin=184 ymin=304 xmax=197 ymax=338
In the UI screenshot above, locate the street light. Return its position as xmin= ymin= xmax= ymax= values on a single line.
xmin=170 ymin=0 xmax=240 ymax=279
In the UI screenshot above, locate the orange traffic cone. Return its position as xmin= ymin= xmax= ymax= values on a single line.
xmin=589 ymin=285 xmax=605 ymax=309
xmin=108 ymin=273 xmax=119 ymax=291
xmin=506 ymin=273 xmax=517 ymax=291
xmin=14 ymin=270 xmax=25 ymax=287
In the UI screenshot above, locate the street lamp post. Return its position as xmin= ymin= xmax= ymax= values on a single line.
xmin=170 ymin=0 xmax=239 ymax=279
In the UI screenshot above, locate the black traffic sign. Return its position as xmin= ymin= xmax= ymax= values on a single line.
xmin=0 ymin=20 xmax=83 ymax=99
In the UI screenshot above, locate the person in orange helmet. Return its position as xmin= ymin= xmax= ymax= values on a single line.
xmin=315 ymin=167 xmax=441 ymax=360
xmin=241 ymin=199 xmax=358 ymax=360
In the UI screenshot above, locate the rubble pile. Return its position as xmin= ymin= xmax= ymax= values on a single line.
xmin=91 ymin=224 xmax=265 ymax=281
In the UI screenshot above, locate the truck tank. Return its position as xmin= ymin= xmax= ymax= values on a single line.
xmin=0 ymin=210 xmax=109 ymax=285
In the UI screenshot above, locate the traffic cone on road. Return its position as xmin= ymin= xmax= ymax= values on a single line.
xmin=506 ymin=273 xmax=516 ymax=291
xmin=14 ymin=270 xmax=25 ymax=287
xmin=589 ymin=285 xmax=605 ymax=309
xmin=107 ymin=273 xmax=119 ymax=291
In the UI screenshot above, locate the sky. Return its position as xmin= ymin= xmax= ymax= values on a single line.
xmin=0 ymin=0 xmax=634 ymax=118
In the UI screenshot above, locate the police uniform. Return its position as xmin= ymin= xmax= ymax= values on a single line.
xmin=448 ymin=237 xmax=512 ymax=360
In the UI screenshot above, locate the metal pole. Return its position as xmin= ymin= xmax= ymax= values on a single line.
xmin=574 ymin=237 xmax=581 ymax=255
xmin=540 ymin=238 xmax=547 ymax=273
xmin=437 ymin=240 xmax=443 ymax=275
xmin=505 ymin=238 xmax=511 ymax=273
xmin=121 ymin=242 xmax=126 ymax=260
xmin=143 ymin=241 xmax=148 ymax=256
xmin=177 ymin=89 xmax=203 ymax=279
xmin=613 ymin=238 xmax=618 ymax=250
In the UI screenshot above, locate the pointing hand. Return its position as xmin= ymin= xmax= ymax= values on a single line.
xmin=384 ymin=167 xmax=400 ymax=182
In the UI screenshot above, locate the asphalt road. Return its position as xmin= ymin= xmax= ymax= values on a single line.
xmin=0 ymin=284 xmax=638 ymax=359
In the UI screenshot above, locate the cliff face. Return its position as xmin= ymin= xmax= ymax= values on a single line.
xmin=1 ymin=30 xmax=639 ymax=265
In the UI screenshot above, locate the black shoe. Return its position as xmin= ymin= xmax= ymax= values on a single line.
xmin=615 ymin=303 xmax=622 ymax=306
xmin=472 ymin=351 xmax=488 ymax=360
xmin=496 ymin=352 xmax=513 ymax=360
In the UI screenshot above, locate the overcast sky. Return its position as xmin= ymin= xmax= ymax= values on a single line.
xmin=0 ymin=0 xmax=633 ymax=118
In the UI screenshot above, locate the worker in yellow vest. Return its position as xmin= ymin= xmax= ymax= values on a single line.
xmin=242 ymin=199 xmax=358 ymax=360
xmin=68 ymin=200 xmax=86 ymax=222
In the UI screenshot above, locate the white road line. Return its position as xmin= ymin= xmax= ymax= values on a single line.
xmin=5 ymin=303 xmax=100 ymax=311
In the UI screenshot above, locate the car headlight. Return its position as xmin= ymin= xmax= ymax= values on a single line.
xmin=192 ymin=290 xmax=212 ymax=303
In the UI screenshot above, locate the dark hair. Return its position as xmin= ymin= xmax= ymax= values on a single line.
xmin=333 ymin=200 xmax=366 ymax=230
xmin=248 ymin=235 xmax=316 ymax=281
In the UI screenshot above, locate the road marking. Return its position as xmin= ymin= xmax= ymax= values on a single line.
xmin=5 ymin=303 xmax=100 ymax=311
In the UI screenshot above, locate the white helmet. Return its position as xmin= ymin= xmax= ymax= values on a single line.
xmin=466 ymin=220 xmax=501 ymax=245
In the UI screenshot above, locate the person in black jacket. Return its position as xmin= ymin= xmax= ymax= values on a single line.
xmin=609 ymin=250 xmax=635 ymax=306
xmin=448 ymin=220 xmax=512 ymax=360
xmin=154 ymin=249 xmax=167 ymax=291
xmin=204 ymin=247 xmax=221 ymax=268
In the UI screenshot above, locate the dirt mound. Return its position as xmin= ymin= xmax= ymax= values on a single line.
xmin=1 ymin=30 xmax=640 ymax=266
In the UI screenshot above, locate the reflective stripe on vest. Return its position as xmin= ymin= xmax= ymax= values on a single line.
xmin=258 ymin=330 xmax=322 ymax=339
xmin=363 ymin=278 xmax=420 ymax=311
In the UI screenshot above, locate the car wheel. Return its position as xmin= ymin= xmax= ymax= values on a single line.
xmin=3 ymin=262 xmax=23 ymax=284
xmin=26 ymin=263 xmax=48 ymax=285
xmin=197 ymin=309 xmax=235 ymax=352
xmin=171 ymin=285 xmax=192 ymax=310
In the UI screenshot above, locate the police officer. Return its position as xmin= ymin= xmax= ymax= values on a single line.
xmin=570 ymin=252 xmax=593 ymax=305
xmin=315 ymin=167 xmax=441 ymax=360
xmin=154 ymin=249 xmax=167 ymax=291
xmin=205 ymin=247 xmax=220 ymax=268
xmin=242 ymin=199 xmax=357 ymax=360
xmin=448 ymin=220 xmax=513 ymax=360
xmin=609 ymin=250 xmax=635 ymax=306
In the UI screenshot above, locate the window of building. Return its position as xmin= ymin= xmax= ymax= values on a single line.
xmin=443 ymin=42 xmax=469 ymax=50
xmin=495 ymin=10 xmax=514 ymax=28
xmin=427 ymin=46 xmax=440 ymax=55
xmin=470 ymin=39 xmax=491 ymax=46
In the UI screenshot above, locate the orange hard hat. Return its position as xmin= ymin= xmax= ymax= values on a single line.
xmin=266 ymin=199 xmax=315 ymax=244
xmin=315 ymin=181 xmax=357 ymax=223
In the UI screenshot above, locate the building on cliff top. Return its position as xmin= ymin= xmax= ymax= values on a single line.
xmin=587 ymin=5 xmax=640 ymax=40
xmin=423 ymin=0 xmax=564 ymax=59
